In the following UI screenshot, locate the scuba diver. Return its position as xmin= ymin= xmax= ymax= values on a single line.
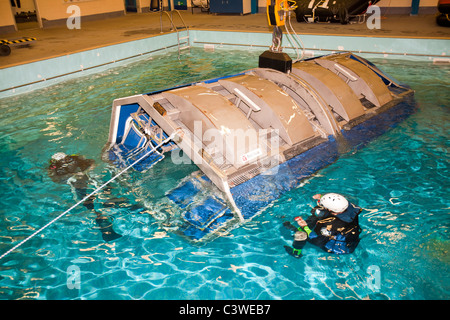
xmin=48 ymin=152 xmax=122 ymax=242
xmin=284 ymin=193 xmax=362 ymax=256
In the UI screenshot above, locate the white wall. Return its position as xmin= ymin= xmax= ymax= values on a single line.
xmin=257 ymin=0 xmax=439 ymax=14
xmin=377 ymin=0 xmax=438 ymax=7
xmin=0 ymin=1 xmax=17 ymax=33
xmin=36 ymin=0 xmax=125 ymax=22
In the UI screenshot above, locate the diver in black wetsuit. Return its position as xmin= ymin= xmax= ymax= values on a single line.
xmin=284 ymin=193 xmax=362 ymax=256
xmin=48 ymin=152 xmax=122 ymax=242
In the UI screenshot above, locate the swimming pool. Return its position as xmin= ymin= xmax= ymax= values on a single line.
xmin=0 ymin=48 xmax=448 ymax=300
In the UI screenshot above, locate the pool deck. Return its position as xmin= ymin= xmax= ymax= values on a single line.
xmin=1 ymin=11 xmax=449 ymax=69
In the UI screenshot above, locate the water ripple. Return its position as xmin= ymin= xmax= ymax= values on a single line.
xmin=0 ymin=52 xmax=449 ymax=300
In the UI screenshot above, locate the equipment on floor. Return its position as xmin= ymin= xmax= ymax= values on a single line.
xmin=295 ymin=0 xmax=380 ymax=24
xmin=436 ymin=0 xmax=450 ymax=27
xmin=0 ymin=37 xmax=36 ymax=56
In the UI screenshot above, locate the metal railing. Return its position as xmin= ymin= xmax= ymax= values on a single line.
xmin=159 ymin=10 xmax=190 ymax=58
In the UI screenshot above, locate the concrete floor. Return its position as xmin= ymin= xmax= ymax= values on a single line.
xmin=1 ymin=11 xmax=449 ymax=69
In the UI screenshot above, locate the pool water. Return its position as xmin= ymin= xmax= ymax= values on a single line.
xmin=0 ymin=48 xmax=448 ymax=300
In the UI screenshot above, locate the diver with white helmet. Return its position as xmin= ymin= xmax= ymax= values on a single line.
xmin=284 ymin=193 xmax=362 ymax=256
xmin=48 ymin=152 xmax=122 ymax=242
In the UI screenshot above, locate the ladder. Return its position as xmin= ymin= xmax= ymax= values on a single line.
xmin=160 ymin=10 xmax=190 ymax=58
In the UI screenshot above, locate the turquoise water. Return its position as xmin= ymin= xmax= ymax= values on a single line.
xmin=0 ymin=48 xmax=448 ymax=300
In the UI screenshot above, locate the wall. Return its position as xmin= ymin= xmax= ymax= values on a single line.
xmin=377 ymin=0 xmax=437 ymax=7
xmin=0 ymin=1 xmax=17 ymax=34
xmin=139 ymin=0 xmax=151 ymax=12
xmin=36 ymin=0 xmax=125 ymax=28
xmin=255 ymin=0 xmax=439 ymax=14
xmin=138 ymin=0 xmax=173 ymax=12
xmin=10 ymin=0 xmax=37 ymax=14
xmin=377 ymin=0 xmax=438 ymax=14
xmin=1 ymin=29 xmax=448 ymax=99
xmin=0 ymin=31 xmax=181 ymax=98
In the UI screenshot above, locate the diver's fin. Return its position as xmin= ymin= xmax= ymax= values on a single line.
xmin=95 ymin=217 xmax=122 ymax=242
xmin=284 ymin=245 xmax=302 ymax=258
xmin=101 ymin=229 xmax=122 ymax=242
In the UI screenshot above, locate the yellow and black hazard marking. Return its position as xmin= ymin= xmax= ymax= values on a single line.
xmin=0 ymin=37 xmax=36 ymax=56
xmin=0 ymin=37 xmax=36 ymax=45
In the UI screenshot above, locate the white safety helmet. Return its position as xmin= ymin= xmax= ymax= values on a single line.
xmin=51 ymin=152 xmax=67 ymax=162
xmin=319 ymin=193 xmax=349 ymax=213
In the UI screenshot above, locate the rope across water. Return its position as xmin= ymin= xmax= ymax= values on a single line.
xmin=0 ymin=132 xmax=177 ymax=262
